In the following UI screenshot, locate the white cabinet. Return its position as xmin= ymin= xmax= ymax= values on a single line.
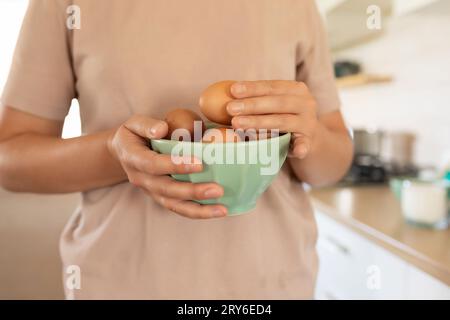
xmin=315 ymin=210 xmax=450 ymax=300
xmin=405 ymin=267 xmax=450 ymax=300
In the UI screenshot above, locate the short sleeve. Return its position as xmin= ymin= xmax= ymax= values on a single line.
xmin=296 ymin=0 xmax=340 ymax=115
xmin=0 ymin=0 xmax=75 ymax=120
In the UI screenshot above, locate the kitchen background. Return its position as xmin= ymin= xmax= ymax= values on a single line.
xmin=0 ymin=0 xmax=449 ymax=299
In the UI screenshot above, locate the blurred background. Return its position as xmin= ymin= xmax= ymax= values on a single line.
xmin=0 ymin=0 xmax=449 ymax=299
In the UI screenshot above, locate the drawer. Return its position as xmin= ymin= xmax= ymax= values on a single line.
xmin=405 ymin=266 xmax=450 ymax=300
xmin=315 ymin=210 xmax=407 ymax=299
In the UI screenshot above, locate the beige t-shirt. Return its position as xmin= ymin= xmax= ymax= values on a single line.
xmin=2 ymin=0 xmax=340 ymax=299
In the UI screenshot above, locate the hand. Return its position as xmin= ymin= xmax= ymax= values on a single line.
xmin=227 ymin=80 xmax=319 ymax=160
xmin=107 ymin=115 xmax=228 ymax=219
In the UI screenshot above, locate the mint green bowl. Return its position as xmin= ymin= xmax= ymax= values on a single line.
xmin=150 ymin=133 xmax=291 ymax=216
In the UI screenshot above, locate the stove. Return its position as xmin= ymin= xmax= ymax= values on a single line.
xmin=342 ymin=154 xmax=418 ymax=185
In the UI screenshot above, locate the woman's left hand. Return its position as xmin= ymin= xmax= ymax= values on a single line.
xmin=227 ymin=80 xmax=318 ymax=160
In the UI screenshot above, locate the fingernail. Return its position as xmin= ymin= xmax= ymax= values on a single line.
xmin=235 ymin=117 xmax=250 ymax=127
xmin=173 ymin=155 xmax=195 ymax=164
xmin=295 ymin=145 xmax=309 ymax=159
xmin=212 ymin=208 xmax=227 ymax=217
xmin=184 ymin=163 xmax=202 ymax=172
xmin=191 ymin=157 xmax=202 ymax=165
xmin=232 ymin=83 xmax=246 ymax=95
xmin=149 ymin=122 xmax=166 ymax=138
xmin=203 ymin=188 xmax=222 ymax=199
xmin=227 ymin=102 xmax=245 ymax=115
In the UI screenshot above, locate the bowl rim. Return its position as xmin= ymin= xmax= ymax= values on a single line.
xmin=151 ymin=132 xmax=291 ymax=147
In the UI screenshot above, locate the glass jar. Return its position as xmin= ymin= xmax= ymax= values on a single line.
xmin=401 ymin=179 xmax=449 ymax=229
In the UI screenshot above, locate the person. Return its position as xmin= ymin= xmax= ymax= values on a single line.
xmin=0 ymin=0 xmax=353 ymax=299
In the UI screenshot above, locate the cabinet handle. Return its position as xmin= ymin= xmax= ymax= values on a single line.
xmin=322 ymin=235 xmax=351 ymax=256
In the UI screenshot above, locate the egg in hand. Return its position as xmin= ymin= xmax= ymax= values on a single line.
xmin=199 ymin=80 xmax=236 ymax=125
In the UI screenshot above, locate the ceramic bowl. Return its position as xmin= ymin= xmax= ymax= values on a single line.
xmin=151 ymin=132 xmax=291 ymax=215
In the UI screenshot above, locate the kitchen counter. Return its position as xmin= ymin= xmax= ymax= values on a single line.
xmin=309 ymin=186 xmax=450 ymax=286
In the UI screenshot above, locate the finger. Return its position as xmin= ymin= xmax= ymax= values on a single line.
xmin=153 ymin=195 xmax=228 ymax=219
xmin=118 ymin=126 xmax=203 ymax=175
xmin=128 ymin=149 xmax=203 ymax=175
xmin=147 ymin=175 xmax=224 ymax=201
xmin=227 ymin=95 xmax=306 ymax=116
xmin=124 ymin=114 xmax=168 ymax=139
xmin=230 ymin=80 xmax=307 ymax=99
xmin=231 ymin=114 xmax=300 ymax=132
xmin=289 ymin=134 xmax=312 ymax=159
xmin=288 ymin=135 xmax=299 ymax=158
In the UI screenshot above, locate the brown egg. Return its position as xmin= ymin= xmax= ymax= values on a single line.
xmin=235 ymin=129 xmax=274 ymax=141
xmin=164 ymin=108 xmax=205 ymax=141
xmin=199 ymin=80 xmax=236 ymax=125
xmin=202 ymin=127 xmax=241 ymax=143
xmin=255 ymin=130 xmax=275 ymax=141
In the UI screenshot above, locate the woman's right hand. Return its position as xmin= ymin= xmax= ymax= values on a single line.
xmin=107 ymin=115 xmax=228 ymax=219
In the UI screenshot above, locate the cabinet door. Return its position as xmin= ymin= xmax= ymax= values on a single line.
xmin=315 ymin=211 xmax=380 ymax=299
xmin=315 ymin=210 xmax=407 ymax=299
xmin=315 ymin=210 xmax=450 ymax=300
xmin=405 ymin=266 xmax=450 ymax=300
xmin=367 ymin=242 xmax=408 ymax=299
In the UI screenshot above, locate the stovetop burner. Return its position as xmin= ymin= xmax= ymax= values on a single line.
xmin=342 ymin=155 xmax=418 ymax=185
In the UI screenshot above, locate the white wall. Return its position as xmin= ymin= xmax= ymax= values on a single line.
xmin=393 ymin=0 xmax=439 ymax=15
xmin=0 ymin=0 xmax=27 ymax=90
xmin=0 ymin=0 xmax=81 ymax=138
xmin=335 ymin=0 xmax=450 ymax=167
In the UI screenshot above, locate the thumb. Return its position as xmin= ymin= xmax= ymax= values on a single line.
xmin=124 ymin=115 xmax=168 ymax=139
xmin=289 ymin=133 xmax=312 ymax=159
